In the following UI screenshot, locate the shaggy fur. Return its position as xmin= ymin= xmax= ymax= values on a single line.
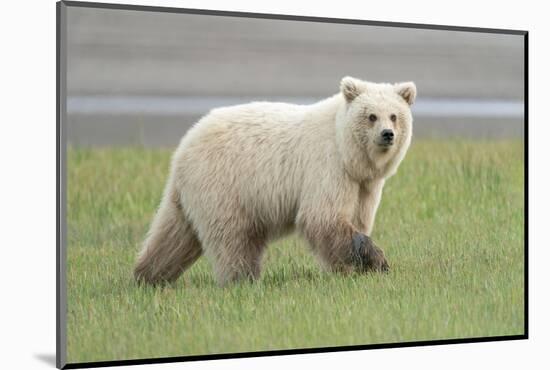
xmin=134 ymin=77 xmax=416 ymax=285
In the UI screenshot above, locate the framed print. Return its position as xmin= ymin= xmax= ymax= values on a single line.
xmin=57 ymin=1 xmax=527 ymax=368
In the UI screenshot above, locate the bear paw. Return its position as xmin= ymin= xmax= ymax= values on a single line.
xmin=351 ymin=232 xmax=390 ymax=272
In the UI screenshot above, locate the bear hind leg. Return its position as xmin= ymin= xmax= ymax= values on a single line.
xmin=134 ymin=189 xmax=202 ymax=285
xmin=203 ymin=229 xmax=267 ymax=286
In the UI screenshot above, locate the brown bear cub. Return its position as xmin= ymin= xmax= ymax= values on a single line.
xmin=134 ymin=77 xmax=416 ymax=285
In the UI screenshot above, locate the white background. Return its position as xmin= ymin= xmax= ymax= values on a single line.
xmin=0 ymin=0 xmax=546 ymax=369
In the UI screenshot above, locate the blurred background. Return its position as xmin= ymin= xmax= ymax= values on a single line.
xmin=66 ymin=6 xmax=525 ymax=147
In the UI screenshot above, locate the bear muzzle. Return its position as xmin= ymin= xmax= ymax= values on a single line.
xmin=377 ymin=129 xmax=395 ymax=147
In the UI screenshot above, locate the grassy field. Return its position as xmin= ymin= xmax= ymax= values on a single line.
xmin=66 ymin=140 xmax=525 ymax=363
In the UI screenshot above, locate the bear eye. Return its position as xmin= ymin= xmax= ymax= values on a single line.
xmin=390 ymin=114 xmax=397 ymax=122
xmin=369 ymin=114 xmax=377 ymax=122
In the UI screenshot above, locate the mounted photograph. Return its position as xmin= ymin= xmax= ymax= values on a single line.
xmin=57 ymin=1 xmax=527 ymax=368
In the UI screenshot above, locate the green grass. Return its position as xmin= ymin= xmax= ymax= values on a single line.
xmin=66 ymin=140 xmax=525 ymax=363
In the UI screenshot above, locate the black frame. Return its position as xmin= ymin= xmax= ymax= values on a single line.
xmin=56 ymin=1 xmax=529 ymax=368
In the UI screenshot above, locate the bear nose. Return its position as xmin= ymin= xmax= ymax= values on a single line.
xmin=381 ymin=129 xmax=394 ymax=141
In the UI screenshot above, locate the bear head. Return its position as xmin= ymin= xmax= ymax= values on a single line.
xmin=336 ymin=76 xmax=416 ymax=181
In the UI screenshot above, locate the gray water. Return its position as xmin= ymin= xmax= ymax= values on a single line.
xmin=67 ymin=95 xmax=524 ymax=118
xmin=66 ymin=95 xmax=524 ymax=147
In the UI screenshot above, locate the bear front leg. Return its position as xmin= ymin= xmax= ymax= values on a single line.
xmin=301 ymin=219 xmax=389 ymax=273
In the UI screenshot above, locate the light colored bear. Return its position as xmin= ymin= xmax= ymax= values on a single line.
xmin=134 ymin=77 xmax=416 ymax=286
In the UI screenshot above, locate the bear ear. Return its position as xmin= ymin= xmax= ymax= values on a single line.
xmin=340 ymin=76 xmax=362 ymax=103
xmin=395 ymin=82 xmax=417 ymax=105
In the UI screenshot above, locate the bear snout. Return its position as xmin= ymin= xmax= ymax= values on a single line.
xmin=378 ymin=129 xmax=395 ymax=146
